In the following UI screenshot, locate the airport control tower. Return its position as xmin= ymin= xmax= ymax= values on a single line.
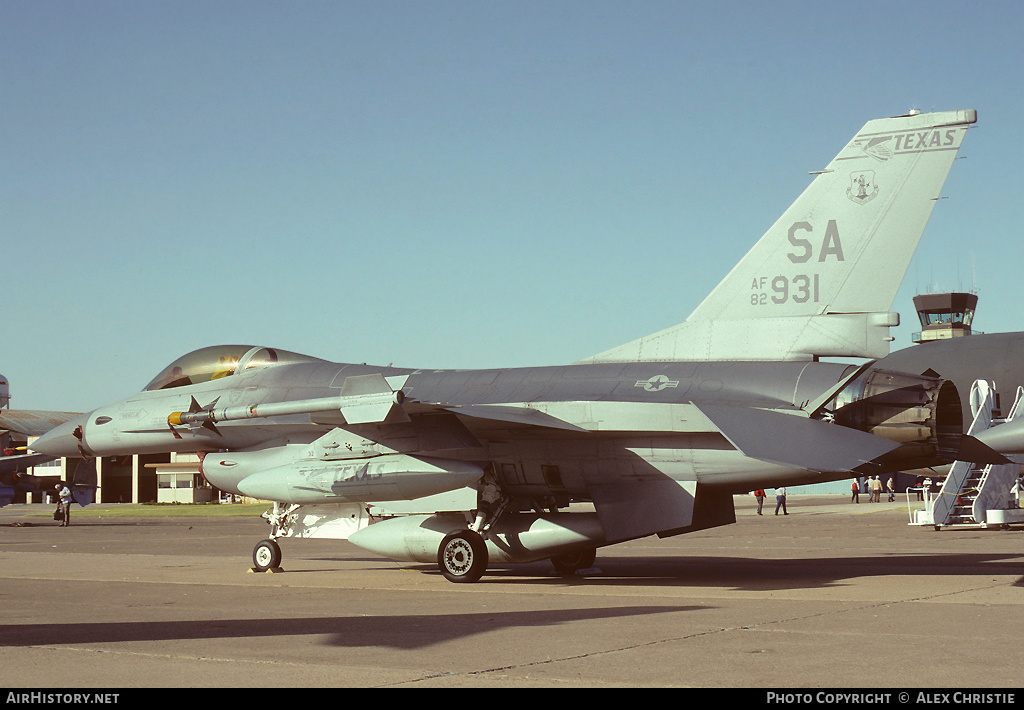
xmin=912 ymin=292 xmax=979 ymax=344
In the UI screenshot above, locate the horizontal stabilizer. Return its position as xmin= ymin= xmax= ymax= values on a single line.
xmin=698 ymin=404 xmax=899 ymax=472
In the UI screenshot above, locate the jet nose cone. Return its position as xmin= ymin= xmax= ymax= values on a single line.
xmin=30 ymin=415 xmax=90 ymax=457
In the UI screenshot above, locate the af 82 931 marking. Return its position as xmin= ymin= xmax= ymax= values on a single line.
xmin=751 ymin=273 xmax=821 ymax=305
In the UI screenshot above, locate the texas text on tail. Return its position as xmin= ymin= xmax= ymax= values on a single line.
xmin=33 ymin=109 xmax=984 ymax=582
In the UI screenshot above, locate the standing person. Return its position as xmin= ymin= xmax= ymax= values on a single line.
xmin=851 ymin=479 xmax=860 ymax=503
xmin=871 ymin=476 xmax=883 ymax=503
xmin=754 ymin=489 xmax=766 ymax=515
xmin=54 ymin=482 xmax=71 ymax=527
xmin=774 ymin=487 xmax=788 ymax=516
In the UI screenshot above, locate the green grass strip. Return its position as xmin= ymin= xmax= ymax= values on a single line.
xmin=28 ymin=503 xmax=272 ymax=518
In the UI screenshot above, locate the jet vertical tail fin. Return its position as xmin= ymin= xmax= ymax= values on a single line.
xmin=585 ymin=109 xmax=977 ymax=363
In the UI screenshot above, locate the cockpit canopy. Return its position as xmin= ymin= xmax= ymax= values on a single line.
xmin=144 ymin=345 xmax=322 ymax=391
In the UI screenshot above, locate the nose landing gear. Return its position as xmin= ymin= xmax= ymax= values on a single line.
xmin=253 ymin=538 xmax=282 ymax=572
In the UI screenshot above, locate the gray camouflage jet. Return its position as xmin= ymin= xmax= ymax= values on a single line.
xmin=0 ymin=373 xmax=86 ymax=506
xmin=33 ymin=109 xmax=989 ymax=582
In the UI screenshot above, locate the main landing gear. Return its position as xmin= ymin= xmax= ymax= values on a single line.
xmin=435 ymin=470 xmax=504 ymax=582
xmin=437 ymin=530 xmax=488 ymax=583
xmin=435 ymin=474 xmax=601 ymax=582
xmin=550 ymin=547 xmax=597 ymax=575
xmin=435 ymin=528 xmax=598 ymax=582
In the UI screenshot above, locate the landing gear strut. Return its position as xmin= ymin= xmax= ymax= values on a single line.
xmin=251 ymin=503 xmax=295 ymax=572
xmin=434 ymin=469 xmax=508 ymax=582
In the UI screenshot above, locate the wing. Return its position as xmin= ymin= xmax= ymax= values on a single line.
xmin=0 ymin=409 xmax=82 ymax=437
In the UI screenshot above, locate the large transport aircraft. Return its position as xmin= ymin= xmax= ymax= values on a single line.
xmin=876 ymin=334 xmax=1024 ymax=462
xmin=34 ymin=109 xmax=996 ymax=582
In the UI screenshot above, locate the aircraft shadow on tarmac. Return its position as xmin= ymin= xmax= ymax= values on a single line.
xmin=386 ymin=552 xmax=1024 ymax=590
xmin=0 ymin=605 xmax=699 ymax=650
xmin=3 ymin=553 xmax=1020 ymax=651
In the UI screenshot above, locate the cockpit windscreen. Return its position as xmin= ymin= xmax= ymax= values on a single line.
xmin=143 ymin=345 xmax=320 ymax=391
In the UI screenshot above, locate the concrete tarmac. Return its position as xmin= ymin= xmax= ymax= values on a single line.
xmin=1 ymin=495 xmax=1022 ymax=688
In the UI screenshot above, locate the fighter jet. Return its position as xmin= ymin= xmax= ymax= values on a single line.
xmin=34 ymin=109 xmax=985 ymax=582
xmin=0 ymin=372 xmax=86 ymax=506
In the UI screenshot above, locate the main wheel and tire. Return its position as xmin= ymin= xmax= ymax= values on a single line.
xmin=550 ymin=547 xmax=597 ymax=575
xmin=253 ymin=539 xmax=282 ymax=571
xmin=437 ymin=530 xmax=488 ymax=583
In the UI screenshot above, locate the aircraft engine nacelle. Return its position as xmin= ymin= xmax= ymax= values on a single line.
xmin=348 ymin=511 xmax=607 ymax=565
xmin=832 ymin=368 xmax=963 ymax=465
xmin=201 ymin=450 xmax=484 ymax=504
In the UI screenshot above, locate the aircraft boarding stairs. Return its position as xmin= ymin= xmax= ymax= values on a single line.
xmin=910 ymin=380 xmax=1024 ymax=530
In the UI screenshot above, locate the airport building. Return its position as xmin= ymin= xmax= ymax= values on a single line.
xmin=911 ymin=292 xmax=979 ymax=343
xmin=3 ymin=417 xmax=213 ymax=506
xmin=20 ymin=449 xmax=213 ymax=505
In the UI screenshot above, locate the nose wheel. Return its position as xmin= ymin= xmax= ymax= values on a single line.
xmin=253 ymin=539 xmax=282 ymax=572
xmin=437 ymin=530 xmax=488 ymax=583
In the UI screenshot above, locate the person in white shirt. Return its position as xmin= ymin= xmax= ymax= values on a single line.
xmin=774 ymin=487 xmax=788 ymax=516
xmin=55 ymin=483 xmax=72 ymax=527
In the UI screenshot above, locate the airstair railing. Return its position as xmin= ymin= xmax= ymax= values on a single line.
xmin=971 ymin=386 xmax=1024 ymax=524
xmin=931 ymin=381 xmax=996 ymax=527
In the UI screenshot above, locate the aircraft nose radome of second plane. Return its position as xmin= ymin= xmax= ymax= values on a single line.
xmin=30 ymin=414 xmax=90 ymax=457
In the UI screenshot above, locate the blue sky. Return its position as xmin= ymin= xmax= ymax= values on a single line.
xmin=3 ymin=1 xmax=1023 ymax=411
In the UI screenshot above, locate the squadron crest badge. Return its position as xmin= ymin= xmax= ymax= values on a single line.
xmin=847 ymin=170 xmax=878 ymax=205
